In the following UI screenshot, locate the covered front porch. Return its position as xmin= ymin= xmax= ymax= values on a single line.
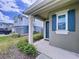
xmin=24 ymin=0 xmax=79 ymax=59
xmin=25 ymin=0 xmax=78 ymax=44
xmin=34 ymin=39 xmax=79 ymax=59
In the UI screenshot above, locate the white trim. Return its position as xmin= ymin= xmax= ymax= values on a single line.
xmin=56 ymin=30 xmax=69 ymax=34
xmin=56 ymin=9 xmax=69 ymax=15
xmin=43 ymin=21 xmax=46 ymax=39
xmin=26 ymin=0 xmax=60 ymax=15
xmin=55 ymin=10 xmax=69 ymax=34
xmin=28 ymin=15 xmax=34 ymax=44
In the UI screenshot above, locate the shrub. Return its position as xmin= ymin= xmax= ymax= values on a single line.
xmin=33 ymin=33 xmax=43 ymax=41
xmin=17 ymin=40 xmax=37 ymax=56
xmin=16 ymin=33 xmax=42 ymax=56
xmin=10 ymin=33 xmax=21 ymax=38
xmin=33 ymin=31 xmax=39 ymax=34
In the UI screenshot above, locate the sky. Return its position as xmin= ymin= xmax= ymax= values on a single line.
xmin=0 ymin=0 xmax=36 ymax=21
xmin=0 ymin=12 xmax=13 ymax=23
xmin=0 ymin=0 xmax=43 ymax=27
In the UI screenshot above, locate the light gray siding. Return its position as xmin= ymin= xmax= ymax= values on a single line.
xmin=49 ymin=3 xmax=79 ymax=53
xmin=14 ymin=26 xmax=28 ymax=35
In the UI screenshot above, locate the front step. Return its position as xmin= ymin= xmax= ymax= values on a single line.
xmin=36 ymin=54 xmax=52 ymax=59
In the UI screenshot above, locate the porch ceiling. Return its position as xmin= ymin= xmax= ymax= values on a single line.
xmin=24 ymin=0 xmax=78 ymax=20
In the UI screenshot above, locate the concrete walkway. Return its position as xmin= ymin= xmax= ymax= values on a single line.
xmin=34 ymin=39 xmax=79 ymax=59
xmin=0 ymin=34 xmax=9 ymax=37
xmin=36 ymin=54 xmax=52 ymax=59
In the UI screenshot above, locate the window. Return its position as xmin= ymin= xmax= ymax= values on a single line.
xmin=52 ymin=9 xmax=75 ymax=33
xmin=58 ymin=15 xmax=66 ymax=30
xmin=56 ymin=10 xmax=68 ymax=34
xmin=20 ymin=18 xmax=22 ymax=21
xmin=20 ymin=17 xmax=23 ymax=21
xmin=15 ymin=20 xmax=17 ymax=23
xmin=0 ymin=24 xmax=2 ymax=26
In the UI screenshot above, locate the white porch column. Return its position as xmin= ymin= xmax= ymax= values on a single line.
xmin=28 ymin=15 xmax=34 ymax=44
xmin=43 ymin=21 xmax=46 ymax=39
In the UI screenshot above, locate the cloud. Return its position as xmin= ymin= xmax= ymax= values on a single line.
xmin=21 ymin=0 xmax=32 ymax=5
xmin=21 ymin=0 xmax=37 ymax=5
xmin=4 ymin=16 xmax=14 ymax=23
xmin=0 ymin=0 xmax=29 ymax=23
xmin=0 ymin=11 xmax=4 ymax=21
xmin=0 ymin=0 xmax=21 ymax=12
xmin=0 ymin=11 xmax=14 ymax=23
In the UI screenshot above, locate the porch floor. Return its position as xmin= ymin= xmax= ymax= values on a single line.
xmin=34 ymin=39 xmax=79 ymax=59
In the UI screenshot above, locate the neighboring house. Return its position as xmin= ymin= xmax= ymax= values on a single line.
xmin=34 ymin=19 xmax=43 ymax=33
xmin=0 ymin=12 xmax=14 ymax=34
xmin=0 ymin=12 xmax=13 ymax=34
xmin=0 ymin=20 xmax=13 ymax=34
xmin=25 ymin=0 xmax=79 ymax=54
xmin=14 ymin=15 xmax=43 ymax=35
xmin=14 ymin=15 xmax=29 ymax=35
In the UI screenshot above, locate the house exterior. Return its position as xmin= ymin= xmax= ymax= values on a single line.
xmin=0 ymin=12 xmax=13 ymax=34
xmin=34 ymin=19 xmax=43 ymax=33
xmin=0 ymin=21 xmax=13 ymax=34
xmin=24 ymin=0 xmax=79 ymax=54
xmin=14 ymin=15 xmax=43 ymax=35
xmin=14 ymin=15 xmax=29 ymax=35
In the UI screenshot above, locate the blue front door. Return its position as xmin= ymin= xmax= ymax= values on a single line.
xmin=46 ymin=21 xmax=49 ymax=38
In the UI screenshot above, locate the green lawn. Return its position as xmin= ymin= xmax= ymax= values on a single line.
xmin=0 ymin=35 xmax=27 ymax=53
xmin=0 ymin=33 xmax=43 ymax=54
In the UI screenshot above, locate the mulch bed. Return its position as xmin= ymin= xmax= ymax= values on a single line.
xmin=0 ymin=46 xmax=36 ymax=59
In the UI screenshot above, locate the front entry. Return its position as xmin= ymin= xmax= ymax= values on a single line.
xmin=46 ymin=21 xmax=49 ymax=39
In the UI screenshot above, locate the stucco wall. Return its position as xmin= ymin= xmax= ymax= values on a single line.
xmin=49 ymin=3 xmax=79 ymax=53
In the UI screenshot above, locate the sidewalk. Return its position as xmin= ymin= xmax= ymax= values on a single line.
xmin=34 ymin=39 xmax=79 ymax=59
xmin=0 ymin=34 xmax=9 ymax=37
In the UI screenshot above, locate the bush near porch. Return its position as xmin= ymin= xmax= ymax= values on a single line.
xmin=33 ymin=33 xmax=43 ymax=41
xmin=17 ymin=40 xmax=37 ymax=57
xmin=16 ymin=33 xmax=43 ymax=57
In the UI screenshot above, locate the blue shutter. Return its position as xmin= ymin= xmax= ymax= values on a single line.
xmin=52 ymin=14 xmax=56 ymax=31
xmin=68 ymin=9 xmax=75 ymax=32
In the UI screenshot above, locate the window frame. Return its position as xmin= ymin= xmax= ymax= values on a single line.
xmin=55 ymin=10 xmax=69 ymax=34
